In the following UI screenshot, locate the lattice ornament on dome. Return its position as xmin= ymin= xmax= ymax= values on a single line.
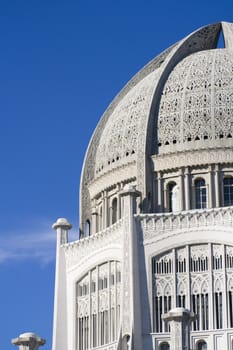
xmin=157 ymin=49 xmax=233 ymax=150
xmin=95 ymin=71 xmax=156 ymax=174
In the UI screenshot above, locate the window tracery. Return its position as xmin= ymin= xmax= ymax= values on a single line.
xmin=77 ymin=261 xmax=121 ymax=350
xmin=152 ymin=244 xmax=233 ymax=333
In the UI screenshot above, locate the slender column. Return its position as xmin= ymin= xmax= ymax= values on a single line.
xmin=114 ymin=261 xmax=118 ymax=341
xmin=157 ymin=171 xmax=163 ymax=213
xmin=162 ymin=308 xmax=195 ymax=350
xmin=117 ymin=183 xmax=121 ymax=220
xmin=186 ymin=246 xmax=191 ymax=310
xmin=12 ymin=333 xmax=45 ymax=350
xmin=52 ymin=218 xmax=72 ymax=350
xmin=184 ymin=167 xmax=190 ymax=210
xmin=215 ymin=164 xmax=220 ymax=207
xmin=120 ymin=185 xmax=142 ymax=350
xmin=96 ymin=266 xmax=99 ymax=347
xmin=103 ymin=191 xmax=108 ymax=229
xmin=179 ymin=168 xmax=185 ymax=211
xmin=208 ymin=243 xmax=214 ymax=330
xmin=199 ymin=294 xmax=203 ymax=330
xmin=88 ymin=271 xmax=91 ymax=349
xmin=91 ymin=208 xmax=97 ymax=235
xmin=222 ymin=244 xmax=228 ymax=328
xmin=208 ymin=164 xmax=214 ymax=208
xmin=108 ymin=261 xmax=111 ymax=344
xmin=172 ymin=249 xmax=177 ymax=308
xmin=109 ymin=201 xmax=113 ymax=225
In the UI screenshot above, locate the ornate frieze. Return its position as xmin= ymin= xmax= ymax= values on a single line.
xmin=63 ymin=219 xmax=123 ymax=270
xmin=137 ymin=206 xmax=233 ymax=242
xmin=152 ymin=147 xmax=233 ymax=172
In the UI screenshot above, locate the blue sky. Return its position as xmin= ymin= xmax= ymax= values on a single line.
xmin=1 ymin=1 xmax=233 ymax=349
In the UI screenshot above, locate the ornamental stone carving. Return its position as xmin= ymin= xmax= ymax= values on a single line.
xmin=79 ymin=22 xmax=231 ymax=227
xmin=138 ymin=206 xmax=233 ymax=242
xmin=157 ymin=49 xmax=233 ymax=154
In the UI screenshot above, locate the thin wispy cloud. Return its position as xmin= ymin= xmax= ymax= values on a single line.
xmin=0 ymin=218 xmax=79 ymax=265
xmin=0 ymin=228 xmax=55 ymax=265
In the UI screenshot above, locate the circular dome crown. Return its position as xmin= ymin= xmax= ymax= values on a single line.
xmin=157 ymin=48 xmax=233 ymax=154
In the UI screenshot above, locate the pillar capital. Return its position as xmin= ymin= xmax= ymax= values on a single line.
xmin=52 ymin=217 xmax=72 ymax=230
xmin=52 ymin=218 xmax=72 ymax=245
xmin=163 ymin=307 xmax=195 ymax=321
xmin=12 ymin=332 xmax=45 ymax=350
xmin=120 ymin=184 xmax=141 ymax=197
xmin=162 ymin=308 xmax=195 ymax=350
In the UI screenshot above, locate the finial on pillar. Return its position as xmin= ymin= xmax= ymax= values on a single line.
xmin=12 ymin=332 xmax=45 ymax=350
xmin=162 ymin=308 xmax=195 ymax=350
xmin=52 ymin=218 xmax=72 ymax=245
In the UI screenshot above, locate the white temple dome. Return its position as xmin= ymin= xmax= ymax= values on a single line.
xmin=80 ymin=21 xmax=233 ymax=231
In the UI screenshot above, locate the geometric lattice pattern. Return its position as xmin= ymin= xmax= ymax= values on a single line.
xmin=95 ymin=71 xmax=159 ymax=175
xmin=158 ymin=49 xmax=233 ymax=151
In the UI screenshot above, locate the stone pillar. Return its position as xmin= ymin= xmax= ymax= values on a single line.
xmin=179 ymin=168 xmax=185 ymax=211
xmin=52 ymin=218 xmax=72 ymax=350
xmin=215 ymin=164 xmax=220 ymax=207
xmin=162 ymin=308 xmax=195 ymax=350
xmin=12 ymin=333 xmax=45 ymax=350
xmin=184 ymin=167 xmax=190 ymax=210
xmin=208 ymin=164 xmax=214 ymax=209
xmin=53 ymin=217 xmax=72 ymax=246
xmin=103 ymin=190 xmax=108 ymax=229
xmin=120 ymin=185 xmax=142 ymax=350
xmin=157 ymin=171 xmax=163 ymax=213
xmin=91 ymin=208 xmax=98 ymax=235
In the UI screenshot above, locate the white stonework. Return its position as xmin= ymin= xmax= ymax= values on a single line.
xmin=12 ymin=333 xmax=45 ymax=350
xmin=52 ymin=22 xmax=233 ymax=350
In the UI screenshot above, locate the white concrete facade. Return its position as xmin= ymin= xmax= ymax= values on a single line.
xmin=52 ymin=22 xmax=233 ymax=350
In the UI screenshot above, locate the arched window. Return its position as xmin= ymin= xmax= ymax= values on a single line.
xmin=196 ymin=340 xmax=207 ymax=350
xmin=168 ymin=182 xmax=179 ymax=212
xmin=112 ymin=198 xmax=117 ymax=224
xmin=223 ymin=177 xmax=233 ymax=206
xmin=160 ymin=342 xmax=170 ymax=350
xmin=84 ymin=220 xmax=91 ymax=237
xmin=194 ymin=178 xmax=207 ymax=209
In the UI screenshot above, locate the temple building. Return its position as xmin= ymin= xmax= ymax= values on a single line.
xmin=52 ymin=22 xmax=233 ymax=350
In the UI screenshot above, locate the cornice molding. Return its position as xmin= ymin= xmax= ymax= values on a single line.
xmin=136 ymin=206 xmax=233 ymax=242
xmin=152 ymin=147 xmax=233 ymax=172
